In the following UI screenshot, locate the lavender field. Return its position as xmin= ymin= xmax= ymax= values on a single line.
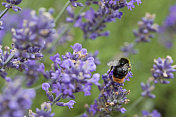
xmin=0 ymin=0 xmax=176 ymax=117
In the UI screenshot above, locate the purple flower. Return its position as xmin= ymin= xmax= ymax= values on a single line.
xmin=134 ymin=13 xmax=159 ymax=43
xmin=82 ymin=70 xmax=131 ymax=116
xmin=0 ymin=9 xmax=31 ymax=43
xmin=70 ymin=0 xmax=83 ymax=7
xmin=83 ymin=50 xmax=100 ymax=65
xmin=121 ymin=42 xmax=138 ymax=57
xmin=86 ymin=100 xmax=98 ymax=116
xmin=29 ymin=102 xmax=55 ymax=117
xmin=0 ymin=21 xmax=3 ymax=30
xmin=124 ymin=71 xmax=133 ymax=82
xmin=88 ymin=73 xmax=100 ymax=86
xmin=81 ymin=113 xmax=88 ymax=117
xmin=141 ymin=78 xmax=156 ymax=99
xmin=0 ymin=78 xmax=35 ymax=116
xmin=134 ymin=0 xmax=142 ymax=5
xmin=142 ymin=110 xmax=161 ymax=117
xmin=6 ymin=0 xmax=22 ymax=5
xmin=23 ymin=60 xmax=45 ymax=86
xmin=0 ymin=45 xmax=20 ymax=81
xmin=120 ymin=108 xmax=126 ymax=113
xmin=151 ymin=56 xmax=176 ymax=84
xmin=42 ymin=43 xmax=100 ymax=106
xmin=2 ymin=0 xmax=22 ymax=12
xmin=42 ymin=83 xmax=50 ymax=91
xmin=67 ymin=0 xmax=141 ymax=40
xmin=159 ymin=5 xmax=176 ymax=48
xmin=71 ymin=43 xmax=83 ymax=53
xmin=64 ymin=100 xmax=76 ymax=109
xmin=12 ymin=8 xmax=56 ymax=60
xmin=56 ymin=100 xmax=76 ymax=109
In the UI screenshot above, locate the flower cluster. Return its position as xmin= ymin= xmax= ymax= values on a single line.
xmin=134 ymin=13 xmax=159 ymax=43
xmin=23 ymin=60 xmax=45 ymax=86
xmin=83 ymin=50 xmax=101 ymax=65
xmin=28 ymin=102 xmax=55 ymax=117
xmin=151 ymin=56 xmax=176 ymax=84
xmin=2 ymin=0 xmax=22 ymax=12
xmin=161 ymin=5 xmax=176 ymax=32
xmin=82 ymin=69 xmax=132 ymax=116
xmin=141 ymin=56 xmax=176 ymax=99
xmin=142 ymin=110 xmax=161 ymax=117
xmin=67 ymin=0 xmax=141 ymax=40
xmin=56 ymin=100 xmax=76 ymax=109
xmin=0 ymin=9 xmax=31 ymax=43
xmin=0 ymin=78 xmax=36 ymax=117
xmin=0 ymin=45 xmax=19 ymax=81
xmin=120 ymin=42 xmax=138 ymax=57
xmin=12 ymin=8 xmax=56 ymax=60
xmin=121 ymin=13 xmax=159 ymax=57
xmin=159 ymin=5 xmax=176 ymax=48
xmin=0 ymin=0 xmax=175 ymax=117
xmin=42 ymin=43 xmax=100 ymax=107
xmin=0 ymin=44 xmax=48 ymax=87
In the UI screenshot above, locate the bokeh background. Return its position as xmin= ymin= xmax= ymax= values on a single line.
xmin=1 ymin=0 xmax=176 ymax=117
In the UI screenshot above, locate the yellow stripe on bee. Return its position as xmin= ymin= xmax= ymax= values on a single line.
xmin=112 ymin=76 xmax=125 ymax=83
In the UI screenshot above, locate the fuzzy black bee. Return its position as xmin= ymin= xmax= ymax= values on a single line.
xmin=107 ymin=58 xmax=131 ymax=83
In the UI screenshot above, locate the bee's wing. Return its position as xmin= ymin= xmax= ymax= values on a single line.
xmin=107 ymin=60 xmax=119 ymax=66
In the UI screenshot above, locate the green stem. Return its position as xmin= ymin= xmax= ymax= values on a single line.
xmin=52 ymin=93 xmax=63 ymax=105
xmin=33 ymin=79 xmax=53 ymax=90
xmin=0 ymin=8 xmax=9 ymax=19
xmin=3 ymin=51 xmax=15 ymax=66
xmin=77 ymin=5 xmax=87 ymax=16
xmin=55 ymin=1 xmax=70 ymax=24
xmin=33 ymin=83 xmax=43 ymax=90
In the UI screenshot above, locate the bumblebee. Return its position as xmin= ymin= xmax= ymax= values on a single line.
xmin=107 ymin=58 xmax=131 ymax=83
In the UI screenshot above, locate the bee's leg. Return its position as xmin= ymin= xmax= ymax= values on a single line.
xmin=108 ymin=66 xmax=113 ymax=74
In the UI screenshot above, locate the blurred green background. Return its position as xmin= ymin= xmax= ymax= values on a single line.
xmin=1 ymin=0 xmax=176 ymax=117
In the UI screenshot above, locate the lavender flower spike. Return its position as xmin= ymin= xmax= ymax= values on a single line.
xmin=141 ymin=77 xmax=156 ymax=99
xmin=42 ymin=43 xmax=100 ymax=106
xmin=12 ymin=8 xmax=56 ymax=60
xmin=67 ymin=0 xmax=141 ymax=40
xmin=159 ymin=4 xmax=176 ymax=48
xmin=151 ymin=56 xmax=176 ymax=84
xmin=120 ymin=42 xmax=138 ymax=57
xmin=0 ymin=78 xmax=36 ymax=117
xmin=82 ymin=70 xmax=132 ymax=116
xmin=134 ymin=13 xmax=159 ymax=43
